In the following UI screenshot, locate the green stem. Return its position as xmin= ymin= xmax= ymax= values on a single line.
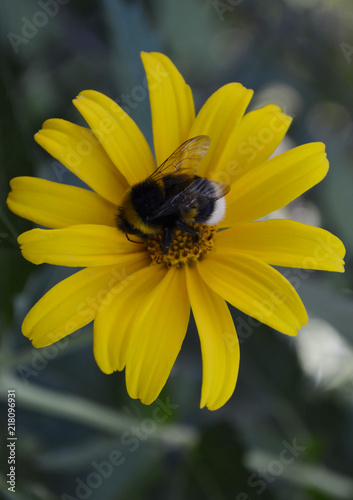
xmin=0 ymin=372 xmax=198 ymax=449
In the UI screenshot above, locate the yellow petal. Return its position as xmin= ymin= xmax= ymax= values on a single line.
xmin=224 ymin=142 xmax=329 ymax=227
xmin=7 ymin=177 xmax=117 ymax=229
xmin=141 ymin=51 xmax=195 ymax=166
xmin=216 ymin=220 xmax=346 ymax=272
xmin=199 ymin=253 xmax=308 ymax=336
xmin=73 ymin=90 xmax=155 ymax=185
xmin=188 ymin=83 xmax=253 ymax=177
xmin=210 ymin=104 xmax=292 ymax=183
xmin=23 ymin=254 xmax=148 ymax=348
xmin=94 ymin=263 xmax=168 ymax=374
xmin=18 ymin=225 xmax=144 ymax=267
xmin=35 ymin=119 xmax=127 ymax=205
xmin=186 ymin=266 xmax=239 ymax=410
xmin=125 ymin=266 xmax=190 ymax=405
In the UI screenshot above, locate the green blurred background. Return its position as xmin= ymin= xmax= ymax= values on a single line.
xmin=1 ymin=0 xmax=353 ymax=499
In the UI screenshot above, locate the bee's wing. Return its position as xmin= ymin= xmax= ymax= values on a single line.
xmin=195 ymin=178 xmax=231 ymax=201
xmin=148 ymin=135 xmax=211 ymax=180
xmin=148 ymin=177 xmax=230 ymax=221
xmin=180 ymin=177 xmax=230 ymax=204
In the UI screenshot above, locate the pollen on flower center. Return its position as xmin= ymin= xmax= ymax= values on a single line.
xmin=147 ymin=223 xmax=217 ymax=268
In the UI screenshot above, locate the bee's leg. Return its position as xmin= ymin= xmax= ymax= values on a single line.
xmin=125 ymin=233 xmax=144 ymax=245
xmin=161 ymin=227 xmax=174 ymax=254
xmin=175 ymin=221 xmax=200 ymax=247
xmin=175 ymin=221 xmax=197 ymax=235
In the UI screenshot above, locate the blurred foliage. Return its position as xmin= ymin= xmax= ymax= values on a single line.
xmin=1 ymin=0 xmax=353 ymax=499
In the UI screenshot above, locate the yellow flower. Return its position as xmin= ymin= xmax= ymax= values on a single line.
xmin=7 ymin=52 xmax=345 ymax=410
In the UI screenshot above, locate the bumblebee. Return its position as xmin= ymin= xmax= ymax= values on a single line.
xmin=116 ymin=135 xmax=230 ymax=253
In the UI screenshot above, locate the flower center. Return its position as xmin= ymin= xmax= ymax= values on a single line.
xmin=147 ymin=223 xmax=217 ymax=268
